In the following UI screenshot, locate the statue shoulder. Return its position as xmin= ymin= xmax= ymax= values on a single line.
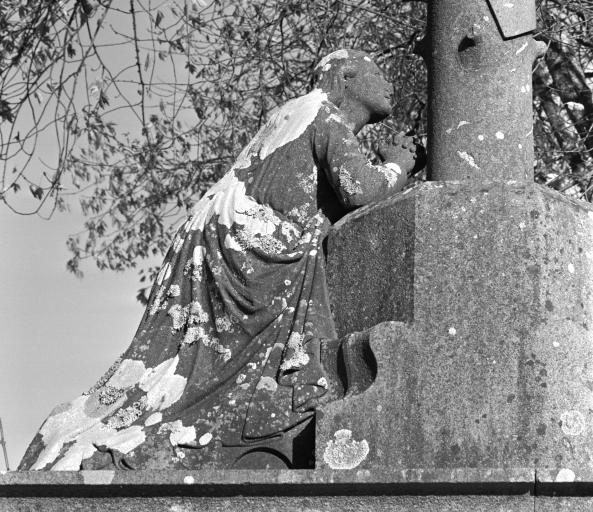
xmin=312 ymin=97 xmax=346 ymax=124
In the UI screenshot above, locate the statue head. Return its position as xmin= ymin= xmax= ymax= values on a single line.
xmin=314 ymin=50 xmax=392 ymax=124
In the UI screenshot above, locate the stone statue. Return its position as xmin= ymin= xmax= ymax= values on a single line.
xmin=19 ymin=50 xmax=424 ymax=471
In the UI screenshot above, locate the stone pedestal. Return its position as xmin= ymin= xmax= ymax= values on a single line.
xmin=319 ymin=181 xmax=593 ymax=475
xmin=4 ymin=468 xmax=593 ymax=510
xmin=0 ymin=468 xmax=583 ymax=511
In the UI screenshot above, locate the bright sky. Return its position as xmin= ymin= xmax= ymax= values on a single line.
xmin=0 ymin=4 xmax=169 ymax=470
xmin=0 ymin=205 xmax=147 ymax=470
xmin=0 ymin=3 xmax=197 ymax=469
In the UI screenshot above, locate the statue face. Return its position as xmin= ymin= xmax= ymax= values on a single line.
xmin=343 ymin=59 xmax=392 ymax=123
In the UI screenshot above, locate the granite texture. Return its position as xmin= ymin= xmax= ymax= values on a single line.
xmin=0 ymin=495 xmax=535 ymax=512
xmin=322 ymin=181 xmax=593 ymax=474
xmin=426 ymin=0 xmax=540 ymax=182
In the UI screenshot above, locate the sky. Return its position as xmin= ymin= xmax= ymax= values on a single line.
xmin=0 ymin=3 xmax=178 ymax=469
xmin=0 ymin=205 xmax=147 ymax=470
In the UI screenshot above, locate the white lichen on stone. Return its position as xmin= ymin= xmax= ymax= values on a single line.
xmin=84 ymin=355 xmax=124 ymax=395
xmin=98 ymin=386 xmax=125 ymax=406
xmin=516 ymin=41 xmax=529 ymax=55
xmin=30 ymin=356 xmax=190 ymax=469
xmin=561 ymin=410 xmax=585 ymax=436
xmin=287 ymin=204 xmax=310 ymax=225
xmin=172 ymin=233 xmax=185 ymax=253
xmin=235 ymin=228 xmax=286 ymax=254
xmin=556 ymin=468 xmax=576 ymax=483
xmin=315 ymin=49 xmax=349 ymax=70
xmin=298 ymin=165 xmax=318 ymax=194
xmin=168 ymin=285 xmax=181 ymax=298
xmin=106 ymin=396 xmax=147 ymax=429
xmin=215 ymin=315 xmax=233 ymax=332
xmin=232 ymin=89 xmax=328 ymax=169
xmin=160 ymin=420 xmax=196 ymax=446
xmin=317 ymin=377 xmax=329 ymax=389
xmin=338 ymin=166 xmax=363 ymax=195
xmin=326 ymin=113 xmax=345 ymax=125
xmin=149 ymin=285 xmax=167 ymax=315
xmin=188 ymin=301 xmax=209 ymax=324
xmin=181 ymin=325 xmax=232 ymax=361
xmin=144 ymin=412 xmax=162 ymax=426
xmin=256 ymin=376 xmax=278 ymax=393
xmin=280 ymin=332 xmax=310 ymax=371
xmin=246 ymin=203 xmax=278 ymax=226
xmin=280 ymin=221 xmax=300 ymax=242
xmin=106 ymin=359 xmax=147 ymax=389
xmin=378 ymin=163 xmax=402 ymax=187
xmin=457 ymin=151 xmax=480 ymax=170
xmin=198 ymin=432 xmax=213 ymax=446
xmin=323 ymin=429 xmax=370 ymax=470
xmin=156 ymin=262 xmax=172 ymax=286
xmin=139 ymin=356 xmax=187 ymax=411
xmin=567 ymin=102 xmax=585 ymax=112
xmin=168 ymin=304 xmax=188 ymax=330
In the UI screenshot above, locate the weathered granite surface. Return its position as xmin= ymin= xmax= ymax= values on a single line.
xmin=322 ymin=181 xmax=593 ymax=474
xmin=425 ymin=0 xmax=544 ymax=182
xmin=0 ymin=495 xmax=536 ymax=512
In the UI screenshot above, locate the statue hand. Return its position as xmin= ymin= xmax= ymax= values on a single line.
xmin=377 ymin=133 xmax=426 ymax=175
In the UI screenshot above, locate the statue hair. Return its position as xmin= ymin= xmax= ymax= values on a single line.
xmin=314 ymin=50 xmax=373 ymax=107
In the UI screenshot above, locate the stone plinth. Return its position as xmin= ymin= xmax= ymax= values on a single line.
xmin=0 ymin=468 xmax=571 ymax=511
xmin=320 ymin=181 xmax=593 ymax=474
xmin=5 ymin=469 xmax=593 ymax=510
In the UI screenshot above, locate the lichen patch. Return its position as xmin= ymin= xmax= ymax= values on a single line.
xmin=315 ymin=49 xmax=349 ymax=70
xmin=145 ymin=412 xmax=162 ymax=427
xmin=280 ymin=332 xmax=309 ymax=371
xmin=161 ymin=420 xmax=196 ymax=446
xmin=457 ymin=151 xmax=480 ymax=170
xmin=233 ymin=89 xmax=327 ymax=169
xmin=378 ymin=163 xmax=402 ymax=187
xmin=139 ymin=356 xmax=187 ymax=411
xmin=106 ymin=359 xmax=146 ymax=389
xmin=198 ymin=432 xmax=213 ymax=446
xmin=338 ymin=166 xmax=362 ymax=196
xmin=561 ymin=410 xmax=585 ymax=436
xmin=256 ymin=376 xmax=278 ymax=393
xmin=323 ymin=429 xmax=369 ymax=470
xmin=556 ymin=468 xmax=576 ymax=482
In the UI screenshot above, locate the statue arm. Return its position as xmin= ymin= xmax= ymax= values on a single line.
xmin=315 ymin=116 xmax=407 ymax=208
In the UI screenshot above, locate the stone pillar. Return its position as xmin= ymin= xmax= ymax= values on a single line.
xmin=427 ymin=0 xmax=543 ymax=182
xmin=319 ymin=0 xmax=593 ymax=483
